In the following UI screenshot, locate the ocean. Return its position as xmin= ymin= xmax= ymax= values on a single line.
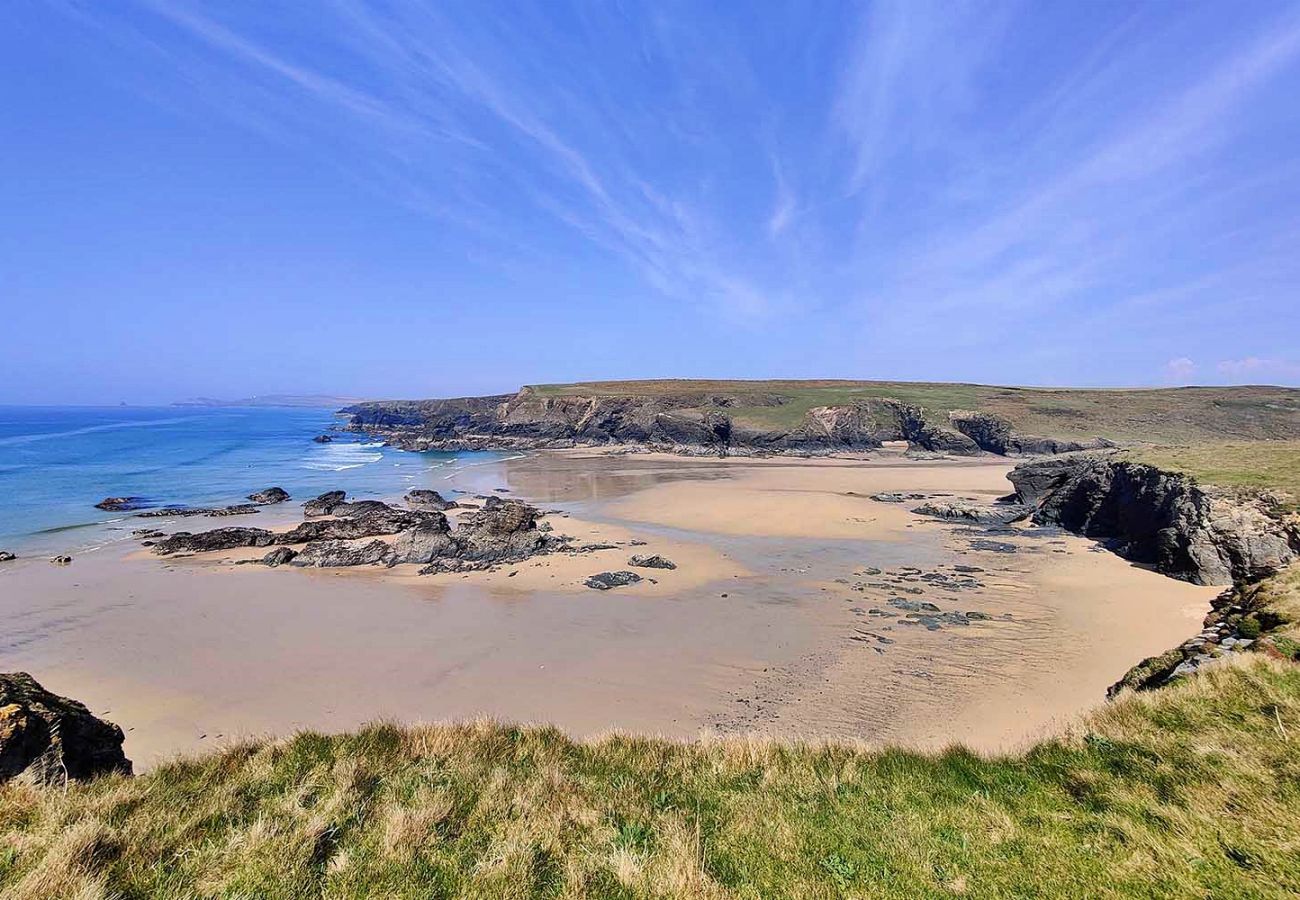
xmin=0 ymin=405 xmax=497 ymax=555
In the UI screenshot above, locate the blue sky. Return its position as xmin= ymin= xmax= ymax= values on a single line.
xmin=3 ymin=1 xmax=1299 ymax=404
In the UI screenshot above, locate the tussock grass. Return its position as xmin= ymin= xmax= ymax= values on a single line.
xmin=2 ymin=661 xmax=1300 ymax=897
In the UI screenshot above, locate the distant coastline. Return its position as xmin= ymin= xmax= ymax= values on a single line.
xmin=173 ymin=393 xmax=361 ymax=409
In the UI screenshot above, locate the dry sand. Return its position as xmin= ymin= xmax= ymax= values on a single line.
xmin=0 ymin=449 xmax=1217 ymax=768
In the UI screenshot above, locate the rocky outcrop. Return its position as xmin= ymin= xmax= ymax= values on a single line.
xmin=911 ymin=500 xmax=1032 ymax=526
xmin=405 ymin=489 xmax=457 ymax=511
xmin=0 ymin=673 xmax=131 ymax=784
xmin=1010 ymin=453 xmax=1300 ymax=584
xmin=247 ymin=487 xmax=290 ymax=504
xmin=313 ymin=434 xmax=334 ymax=443
xmin=948 ymin=411 xmax=1113 ymax=456
xmin=136 ymin=504 xmax=261 ymax=519
xmin=291 ymin=539 xmax=395 ymax=568
xmin=152 ymin=527 xmax=277 ymax=555
xmin=585 ymin=571 xmax=642 ymax=590
xmin=0 ymin=551 xmax=14 ymax=562
xmin=303 ymin=490 xmax=347 ymax=517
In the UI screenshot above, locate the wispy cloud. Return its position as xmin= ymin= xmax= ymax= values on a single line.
xmin=1217 ymin=357 xmax=1300 ymax=382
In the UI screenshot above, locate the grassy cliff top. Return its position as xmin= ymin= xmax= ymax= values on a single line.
xmin=527 ymin=380 xmax=1300 ymax=443
xmin=3 ymin=652 xmax=1298 ymax=898
xmin=1125 ymin=440 xmax=1300 ymax=512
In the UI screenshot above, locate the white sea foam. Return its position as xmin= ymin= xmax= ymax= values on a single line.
xmin=301 ymin=442 xmax=384 ymax=472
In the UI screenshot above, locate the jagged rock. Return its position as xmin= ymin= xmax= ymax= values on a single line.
xmin=1010 ymin=454 xmax=1299 ymax=584
xmin=95 ymin=496 xmax=150 ymax=511
xmin=405 ymin=488 xmax=457 ymax=511
xmin=0 ymin=673 xmax=131 ymax=784
xmin=585 ymin=571 xmax=642 ymax=590
xmin=628 ymin=554 xmax=676 ymax=569
xmin=207 ymin=504 xmax=261 ymax=517
xmin=391 ymin=523 xmax=455 ymax=564
xmin=912 ymin=501 xmax=1032 ymax=525
xmin=153 ymin=527 xmax=276 ymax=555
xmin=261 ymin=547 xmax=298 ymax=567
xmin=870 ymin=492 xmax=928 ymax=503
xmin=278 ymin=503 xmax=443 ymax=544
xmin=247 ymin=487 xmax=290 ymax=504
xmin=948 ymin=411 xmax=1113 ymax=455
xmin=953 ymin=565 xmax=984 ymax=573
xmin=0 ymin=551 xmax=14 ymax=562
xmin=303 ymin=490 xmax=347 ymax=517
xmin=289 ymin=539 xmax=394 ymax=568
xmin=312 ymin=434 xmax=334 ymax=443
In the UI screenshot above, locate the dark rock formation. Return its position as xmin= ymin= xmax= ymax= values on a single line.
xmin=585 ymin=571 xmax=642 ymax=590
xmin=279 ymin=503 xmax=440 ymax=544
xmin=247 ymin=487 xmax=290 ymax=504
xmin=628 ymin=554 xmax=676 ymax=569
xmin=1010 ymin=453 xmax=1299 ymax=584
xmin=405 ymin=489 xmax=457 ymax=511
xmin=49 ymin=555 xmax=72 ymax=565
xmin=136 ymin=505 xmax=260 ymax=519
xmin=895 ymin=405 xmax=980 ymax=456
xmin=303 ymin=490 xmax=347 ymax=517
xmin=153 ymin=527 xmax=276 ymax=555
xmin=0 ymin=551 xmax=14 ymax=562
xmin=290 ymin=539 xmax=394 ymax=568
xmin=261 ymin=547 xmax=298 ymax=567
xmin=95 ymin=496 xmax=150 ymax=511
xmin=313 ymin=434 xmax=334 ymax=443
xmin=912 ymin=501 xmax=1032 ymax=526
xmin=947 ymin=411 xmax=1113 ymax=456
xmin=0 ymin=673 xmax=131 ymax=784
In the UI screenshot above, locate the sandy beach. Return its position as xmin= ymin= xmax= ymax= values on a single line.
xmin=0 ymin=449 xmax=1217 ymax=769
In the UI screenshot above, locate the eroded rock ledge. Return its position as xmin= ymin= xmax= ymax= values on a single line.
xmin=342 ymin=389 xmax=1112 ymax=457
xmin=1009 ymin=452 xmax=1299 ymax=585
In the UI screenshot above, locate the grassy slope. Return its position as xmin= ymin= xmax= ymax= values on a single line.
xmin=1125 ymin=441 xmax=1300 ymax=513
xmin=529 ymin=380 xmax=1300 ymax=444
xmin=2 ymin=656 xmax=1299 ymax=899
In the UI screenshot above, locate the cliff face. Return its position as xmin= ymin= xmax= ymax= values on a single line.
xmin=343 ymin=389 xmax=1110 ymax=457
xmin=1010 ymin=453 xmax=1299 ymax=585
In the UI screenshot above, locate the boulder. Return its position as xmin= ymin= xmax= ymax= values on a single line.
xmin=247 ymin=487 xmax=290 ymax=504
xmin=405 ymin=488 xmax=457 ymax=511
xmin=289 ymin=539 xmax=394 ymax=568
xmin=50 ymin=556 xmax=72 ymax=565
xmin=628 ymin=554 xmax=677 ymax=570
xmin=278 ymin=503 xmax=443 ymax=544
xmin=261 ymin=547 xmax=298 ymax=567
xmin=303 ymin=490 xmax=347 ymax=517
xmin=0 ymin=551 xmax=14 ymax=562
xmin=95 ymin=496 xmax=150 ymax=512
xmin=313 ymin=434 xmax=334 ymax=443
xmin=152 ymin=527 xmax=276 ymax=555
xmin=585 ymin=571 xmax=643 ymax=590
xmin=0 ymin=673 xmax=131 ymax=784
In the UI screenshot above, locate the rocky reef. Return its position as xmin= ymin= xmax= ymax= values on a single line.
xmin=342 ymin=388 xmax=1113 ymax=457
xmin=0 ymin=673 xmax=131 ymax=784
xmin=152 ymin=492 xmax=568 ymax=574
xmin=1009 ymin=452 xmax=1299 ymax=585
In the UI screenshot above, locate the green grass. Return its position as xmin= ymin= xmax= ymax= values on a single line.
xmin=527 ymin=380 xmax=1300 ymax=444
xmin=1125 ymin=441 xmax=1300 ymax=512
xmin=3 ymin=656 xmax=1300 ymax=898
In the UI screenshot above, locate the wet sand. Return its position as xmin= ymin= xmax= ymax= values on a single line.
xmin=0 ymin=449 xmax=1217 ymax=768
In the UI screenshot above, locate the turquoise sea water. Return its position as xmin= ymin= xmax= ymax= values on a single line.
xmin=0 ymin=406 xmax=495 ymax=554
